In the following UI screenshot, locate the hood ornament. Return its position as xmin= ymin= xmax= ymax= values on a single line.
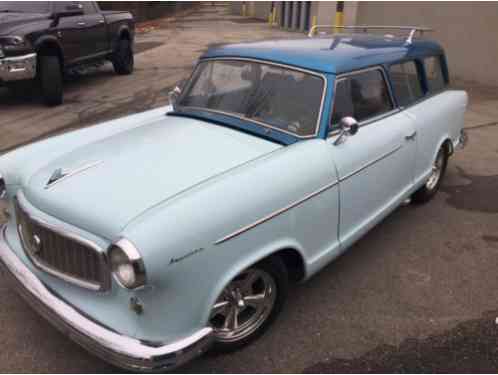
xmin=45 ymin=161 xmax=102 ymax=189
xmin=47 ymin=168 xmax=68 ymax=186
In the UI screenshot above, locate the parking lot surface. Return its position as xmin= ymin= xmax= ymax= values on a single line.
xmin=1 ymin=4 xmax=498 ymax=373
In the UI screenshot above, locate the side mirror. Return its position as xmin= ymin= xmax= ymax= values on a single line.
xmin=334 ymin=116 xmax=359 ymax=145
xmin=168 ymin=79 xmax=187 ymax=109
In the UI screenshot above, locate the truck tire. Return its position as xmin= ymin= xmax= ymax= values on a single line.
xmin=112 ymin=39 xmax=134 ymax=75
xmin=39 ymin=55 xmax=63 ymax=106
xmin=6 ymin=80 xmax=35 ymax=99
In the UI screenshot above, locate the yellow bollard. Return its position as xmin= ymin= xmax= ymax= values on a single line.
xmin=242 ymin=2 xmax=247 ymax=17
xmin=312 ymin=15 xmax=317 ymax=29
xmin=272 ymin=7 xmax=277 ymax=25
xmin=334 ymin=1 xmax=344 ymax=33
xmin=268 ymin=12 xmax=272 ymax=25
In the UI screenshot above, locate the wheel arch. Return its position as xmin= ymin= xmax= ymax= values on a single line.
xmin=34 ymin=36 xmax=64 ymax=71
xmin=200 ymin=240 xmax=307 ymax=324
xmin=436 ymin=136 xmax=454 ymax=159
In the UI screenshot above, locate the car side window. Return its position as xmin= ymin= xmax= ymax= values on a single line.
xmin=389 ymin=61 xmax=424 ymax=107
xmin=331 ymin=69 xmax=393 ymax=128
xmin=424 ymin=56 xmax=446 ymax=92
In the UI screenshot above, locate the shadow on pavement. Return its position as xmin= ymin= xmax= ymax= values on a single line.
xmin=303 ymin=311 xmax=498 ymax=373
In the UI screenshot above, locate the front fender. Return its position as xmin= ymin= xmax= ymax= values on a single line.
xmin=123 ymin=139 xmax=340 ymax=341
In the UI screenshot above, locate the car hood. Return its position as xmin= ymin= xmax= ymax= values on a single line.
xmin=23 ymin=116 xmax=281 ymax=240
xmin=0 ymin=13 xmax=50 ymax=35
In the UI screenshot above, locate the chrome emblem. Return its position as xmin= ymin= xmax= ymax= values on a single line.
xmin=32 ymin=234 xmax=42 ymax=254
xmin=47 ymin=168 xmax=68 ymax=187
xmin=45 ymin=161 xmax=102 ymax=189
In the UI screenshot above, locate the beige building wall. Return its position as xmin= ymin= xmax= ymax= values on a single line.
xmin=355 ymin=2 xmax=498 ymax=85
xmin=231 ymin=1 xmax=497 ymax=85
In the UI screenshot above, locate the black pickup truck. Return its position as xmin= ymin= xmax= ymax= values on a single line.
xmin=0 ymin=1 xmax=135 ymax=105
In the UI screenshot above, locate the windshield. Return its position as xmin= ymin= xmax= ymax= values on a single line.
xmin=178 ymin=59 xmax=325 ymax=138
xmin=0 ymin=1 xmax=50 ymax=13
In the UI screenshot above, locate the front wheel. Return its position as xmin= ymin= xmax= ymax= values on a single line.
xmin=39 ymin=55 xmax=63 ymax=106
xmin=411 ymin=146 xmax=448 ymax=204
xmin=209 ymin=256 xmax=288 ymax=352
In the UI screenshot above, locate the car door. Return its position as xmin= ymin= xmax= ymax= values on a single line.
xmin=326 ymin=67 xmax=417 ymax=250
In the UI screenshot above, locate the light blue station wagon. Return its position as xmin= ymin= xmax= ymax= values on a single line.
xmin=0 ymin=28 xmax=467 ymax=371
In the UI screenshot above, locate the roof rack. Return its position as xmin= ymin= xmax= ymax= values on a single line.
xmin=307 ymin=25 xmax=433 ymax=45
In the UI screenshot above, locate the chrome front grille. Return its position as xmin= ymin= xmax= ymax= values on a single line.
xmin=14 ymin=197 xmax=110 ymax=291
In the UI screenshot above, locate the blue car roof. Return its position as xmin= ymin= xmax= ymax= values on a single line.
xmin=202 ymin=33 xmax=445 ymax=74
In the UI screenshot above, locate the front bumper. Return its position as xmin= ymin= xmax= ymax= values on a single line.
xmin=0 ymin=53 xmax=37 ymax=82
xmin=0 ymin=224 xmax=213 ymax=372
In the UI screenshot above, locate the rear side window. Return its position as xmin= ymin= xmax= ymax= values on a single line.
xmin=331 ymin=69 xmax=393 ymax=127
xmin=424 ymin=56 xmax=446 ymax=92
xmin=389 ymin=61 xmax=424 ymax=107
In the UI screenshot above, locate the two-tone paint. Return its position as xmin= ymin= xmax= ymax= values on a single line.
xmin=0 ymin=34 xmax=467 ymax=370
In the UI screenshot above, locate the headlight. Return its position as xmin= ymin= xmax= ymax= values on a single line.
xmin=109 ymin=238 xmax=147 ymax=289
xmin=0 ymin=36 xmax=30 ymax=54
xmin=0 ymin=173 xmax=6 ymax=200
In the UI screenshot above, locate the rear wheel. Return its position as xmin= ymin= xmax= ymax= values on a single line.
xmin=39 ymin=55 xmax=63 ymax=106
xmin=411 ymin=146 xmax=448 ymax=204
xmin=112 ymin=39 xmax=134 ymax=75
xmin=209 ymin=256 xmax=288 ymax=352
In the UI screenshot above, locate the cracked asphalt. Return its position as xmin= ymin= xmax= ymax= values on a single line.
xmin=1 ymin=3 xmax=498 ymax=373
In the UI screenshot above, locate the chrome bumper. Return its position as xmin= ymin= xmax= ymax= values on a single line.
xmin=0 ymin=53 xmax=37 ymax=82
xmin=456 ymin=129 xmax=468 ymax=150
xmin=0 ymin=224 xmax=213 ymax=372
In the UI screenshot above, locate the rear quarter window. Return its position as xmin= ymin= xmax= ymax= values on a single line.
xmin=331 ymin=69 xmax=393 ymax=127
xmin=424 ymin=56 xmax=446 ymax=92
xmin=389 ymin=61 xmax=424 ymax=107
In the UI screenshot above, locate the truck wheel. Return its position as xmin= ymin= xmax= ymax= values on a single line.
xmin=411 ymin=146 xmax=448 ymax=204
xmin=209 ymin=256 xmax=288 ymax=352
xmin=112 ymin=39 xmax=134 ymax=75
xmin=39 ymin=55 xmax=63 ymax=106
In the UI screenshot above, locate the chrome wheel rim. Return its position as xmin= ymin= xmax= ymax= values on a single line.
xmin=426 ymin=150 xmax=444 ymax=191
xmin=210 ymin=268 xmax=277 ymax=343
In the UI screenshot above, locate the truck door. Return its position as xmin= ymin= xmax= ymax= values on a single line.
xmin=80 ymin=2 xmax=109 ymax=55
xmin=52 ymin=1 xmax=87 ymax=64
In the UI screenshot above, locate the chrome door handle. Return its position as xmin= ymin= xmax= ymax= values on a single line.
xmin=77 ymin=22 xmax=86 ymax=27
xmin=405 ymin=131 xmax=417 ymax=141
xmin=99 ymin=20 xmax=105 ymax=24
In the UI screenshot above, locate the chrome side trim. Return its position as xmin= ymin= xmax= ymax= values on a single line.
xmin=14 ymin=196 xmax=111 ymax=292
xmin=339 ymin=144 xmax=403 ymax=182
xmin=45 ymin=161 xmax=103 ymax=189
xmin=0 ymin=224 xmax=213 ymax=371
xmin=179 ymin=57 xmax=328 ymax=139
xmin=215 ymin=180 xmax=339 ymax=245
